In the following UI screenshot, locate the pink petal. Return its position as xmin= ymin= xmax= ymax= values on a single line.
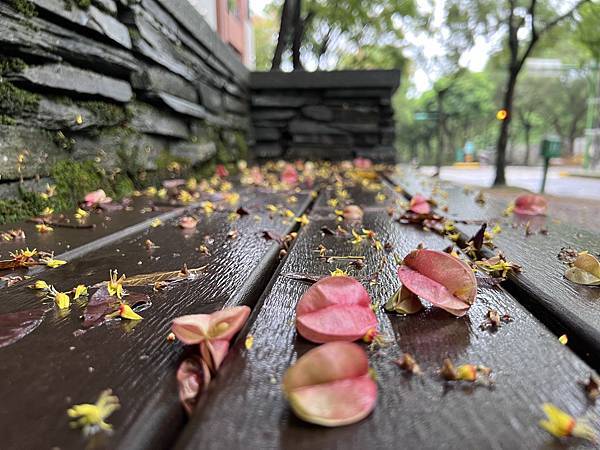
xmin=353 ymin=157 xmax=372 ymax=169
xmin=162 ymin=179 xmax=186 ymax=189
xmin=282 ymin=342 xmax=376 ymax=427
xmin=84 ymin=189 xmax=111 ymax=206
xmin=178 ymin=216 xmax=198 ymax=229
xmin=342 ymin=205 xmax=364 ymax=221
xmin=281 ymin=164 xmax=299 ymax=186
xmin=208 ymin=305 xmax=251 ymax=341
xmin=398 ymin=249 xmax=477 ymax=317
xmin=200 ymin=339 xmax=230 ymax=372
xmin=172 ymin=314 xmax=212 ymax=344
xmin=514 ymin=194 xmax=547 ymax=216
xmin=296 ymin=276 xmax=377 ymax=343
xmin=215 ymin=164 xmax=229 ymax=178
xmin=176 ymin=356 xmax=211 ymax=415
xmin=409 ymin=194 xmax=431 ymax=215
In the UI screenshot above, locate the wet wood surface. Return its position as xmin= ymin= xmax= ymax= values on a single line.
xmin=388 ymin=168 xmax=600 ymax=368
xmin=175 ymin=184 xmax=598 ymax=450
xmin=0 ymin=189 xmax=311 ymax=450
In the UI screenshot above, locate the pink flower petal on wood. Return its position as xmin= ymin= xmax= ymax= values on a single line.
xmin=353 ymin=157 xmax=372 ymax=169
xmin=281 ymin=164 xmax=299 ymax=186
xmin=409 ymin=194 xmax=431 ymax=215
xmin=84 ymin=189 xmax=111 ymax=206
xmin=172 ymin=314 xmax=212 ymax=344
xmin=200 ymin=339 xmax=230 ymax=372
xmin=296 ymin=276 xmax=377 ymax=343
xmin=178 ymin=216 xmax=198 ymax=229
xmin=215 ymin=164 xmax=229 ymax=178
xmin=342 ymin=205 xmax=364 ymax=221
xmin=176 ymin=356 xmax=211 ymax=415
xmin=282 ymin=342 xmax=376 ymax=427
xmin=398 ymin=249 xmax=477 ymax=317
xmin=514 ymin=194 xmax=547 ymax=216
xmin=172 ymin=306 xmax=250 ymax=344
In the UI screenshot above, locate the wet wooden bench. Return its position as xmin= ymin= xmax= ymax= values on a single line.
xmin=1 ymin=165 xmax=599 ymax=450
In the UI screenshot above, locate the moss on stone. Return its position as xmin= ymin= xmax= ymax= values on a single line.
xmin=0 ymin=115 xmax=17 ymax=125
xmin=0 ymin=57 xmax=26 ymax=76
xmin=50 ymin=160 xmax=104 ymax=209
xmin=0 ymin=81 xmax=40 ymax=116
xmin=84 ymin=100 xmax=129 ymax=125
xmin=9 ymin=0 xmax=37 ymax=17
xmin=62 ymin=0 xmax=91 ymax=10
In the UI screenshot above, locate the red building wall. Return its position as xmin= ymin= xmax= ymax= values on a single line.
xmin=216 ymin=0 xmax=250 ymax=63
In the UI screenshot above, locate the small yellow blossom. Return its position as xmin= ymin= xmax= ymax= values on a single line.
xmin=373 ymin=240 xmax=384 ymax=251
xmin=283 ymin=209 xmax=296 ymax=218
xmin=491 ymin=224 xmax=502 ymax=234
xmin=201 ymin=201 xmax=215 ymax=214
xmin=245 ymin=334 xmax=254 ymax=349
xmin=178 ymin=190 xmax=193 ymax=204
xmin=42 ymin=257 xmax=67 ymax=268
xmin=157 ymin=188 xmax=167 ymax=199
xmin=503 ymin=202 xmax=515 ymax=216
xmin=375 ymin=192 xmax=386 ymax=203
xmin=49 ymin=286 xmax=70 ymax=309
xmin=351 ymin=229 xmax=364 ymax=245
xmin=74 ymin=284 xmax=88 ymax=299
xmin=107 ymin=270 xmax=125 ymax=299
xmin=330 ymin=268 xmax=348 ymax=277
xmin=327 ymin=198 xmax=339 ymax=207
xmin=228 ymin=212 xmax=240 ymax=222
xmin=288 ymin=195 xmax=298 ymax=204
xmin=167 ymin=161 xmax=181 ymax=173
xmin=226 ymin=192 xmax=239 ymax=205
xmin=41 ymin=207 xmax=54 ymax=216
xmin=266 ymin=204 xmax=278 ymax=213
xmin=33 ymin=280 xmax=49 ymax=290
xmin=145 ymin=186 xmax=158 ymax=196
xmin=295 ymin=214 xmax=309 ymax=226
xmin=74 ymin=208 xmax=89 ymax=220
xmin=75 ymin=114 xmax=83 ymax=125
xmin=559 ymin=334 xmax=568 ymax=345
xmin=11 ymin=248 xmax=37 ymax=259
xmin=67 ymin=389 xmax=120 ymax=435
xmin=119 ymin=303 xmax=142 ymax=320
xmin=150 ymin=218 xmax=162 ymax=228
xmin=36 ymin=223 xmax=54 ymax=233
xmin=539 ymin=403 xmax=596 ymax=441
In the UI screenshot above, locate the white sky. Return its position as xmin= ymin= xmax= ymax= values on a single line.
xmin=248 ymin=0 xmax=492 ymax=93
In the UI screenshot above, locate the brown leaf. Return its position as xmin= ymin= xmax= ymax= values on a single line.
xmin=123 ymin=266 xmax=207 ymax=286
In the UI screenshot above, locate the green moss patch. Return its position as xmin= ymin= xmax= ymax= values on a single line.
xmin=9 ymin=0 xmax=37 ymax=17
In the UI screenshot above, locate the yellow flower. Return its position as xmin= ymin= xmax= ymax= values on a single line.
xmin=491 ymin=224 xmax=502 ymax=234
xmin=33 ymin=280 xmax=49 ymax=290
xmin=375 ymin=192 xmax=386 ymax=203
xmin=107 ymin=270 xmax=125 ymax=299
xmin=351 ymin=229 xmax=364 ymax=245
xmin=503 ymin=202 xmax=515 ymax=216
xmin=35 ymin=223 xmax=53 ymax=233
xmin=178 ymin=190 xmax=193 ymax=204
xmin=539 ymin=403 xmax=596 ymax=441
xmin=288 ymin=195 xmax=298 ymax=204
xmin=266 ymin=204 xmax=278 ymax=213
xmin=150 ymin=218 xmax=162 ymax=228
xmin=11 ymin=248 xmax=37 ymax=259
xmin=373 ymin=240 xmax=384 ymax=251
xmin=67 ymin=389 xmax=120 ymax=434
xmin=330 ymin=268 xmax=348 ymax=276
xmin=74 ymin=208 xmax=88 ymax=220
xmin=294 ymin=214 xmax=309 ymax=226
xmin=186 ymin=177 xmax=198 ymax=190
xmin=49 ymin=286 xmax=70 ymax=309
xmin=145 ymin=186 xmax=158 ymax=196
xmin=74 ymin=284 xmax=88 ymax=299
xmin=245 ymin=334 xmax=254 ymax=349
xmin=558 ymin=334 xmax=568 ymax=345
xmin=201 ymin=201 xmax=215 ymax=214
xmin=75 ymin=114 xmax=83 ymax=125
xmin=283 ymin=209 xmax=295 ymax=218
xmin=157 ymin=188 xmax=167 ymax=199
xmin=41 ymin=207 xmax=54 ymax=216
xmin=327 ymin=198 xmax=339 ymax=207
xmin=118 ymin=304 xmax=142 ymax=320
xmin=42 ymin=257 xmax=67 ymax=268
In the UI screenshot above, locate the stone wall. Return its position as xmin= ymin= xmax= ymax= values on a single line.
xmin=0 ymin=0 xmax=250 ymax=199
xmin=249 ymin=70 xmax=400 ymax=163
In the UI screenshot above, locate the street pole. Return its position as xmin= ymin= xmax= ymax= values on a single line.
xmin=583 ymin=61 xmax=599 ymax=170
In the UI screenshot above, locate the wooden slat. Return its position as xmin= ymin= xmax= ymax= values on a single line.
xmin=175 ymin=184 xmax=598 ymax=449
xmin=388 ymin=168 xmax=600 ymax=367
xmin=0 ymin=189 xmax=312 ymax=450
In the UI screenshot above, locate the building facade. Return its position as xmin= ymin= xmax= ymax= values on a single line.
xmin=189 ymin=0 xmax=255 ymax=69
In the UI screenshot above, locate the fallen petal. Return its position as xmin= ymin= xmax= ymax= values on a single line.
xmin=384 ymin=286 xmax=423 ymax=314
xmin=282 ymin=342 xmax=376 ymax=427
xmin=409 ymin=194 xmax=431 ymax=215
xmin=0 ymin=307 xmax=44 ymax=348
xmin=514 ymin=194 xmax=547 ymax=216
xmin=398 ymin=249 xmax=477 ymax=317
xmin=296 ymin=276 xmax=377 ymax=343
xmin=342 ymin=205 xmax=363 ymax=221
xmin=176 ymin=356 xmax=211 ymax=416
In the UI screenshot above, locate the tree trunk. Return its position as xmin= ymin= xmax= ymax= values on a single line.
xmin=435 ymin=94 xmax=445 ymax=175
xmin=271 ymin=0 xmax=294 ymax=71
xmin=523 ymin=123 xmax=531 ymax=166
xmin=292 ymin=2 xmax=311 ymax=71
xmin=494 ymin=69 xmax=518 ymax=185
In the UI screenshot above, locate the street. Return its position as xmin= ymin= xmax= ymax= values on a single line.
xmin=419 ymin=165 xmax=600 ymax=201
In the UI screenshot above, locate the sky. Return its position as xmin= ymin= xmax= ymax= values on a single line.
xmin=248 ymin=0 xmax=493 ymax=93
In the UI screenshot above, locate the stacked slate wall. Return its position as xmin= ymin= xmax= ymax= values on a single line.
xmin=0 ymin=0 xmax=250 ymax=199
xmin=249 ymin=70 xmax=400 ymax=163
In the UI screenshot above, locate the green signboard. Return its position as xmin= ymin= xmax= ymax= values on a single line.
xmin=540 ymin=136 xmax=562 ymax=159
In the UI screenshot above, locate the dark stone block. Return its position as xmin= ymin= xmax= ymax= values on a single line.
xmin=11 ymin=64 xmax=133 ymax=102
xmin=331 ymin=122 xmax=380 ymax=133
xmin=0 ymin=177 xmax=53 ymax=200
xmin=131 ymin=67 xmax=198 ymax=103
xmin=0 ymin=4 xmax=138 ymax=77
xmin=223 ymin=94 xmax=248 ymax=114
xmin=289 ymin=119 xmax=346 ymax=135
xmin=252 ymin=95 xmax=309 ymax=108
xmin=285 ymin=146 xmax=354 ymax=161
xmin=170 ymin=141 xmax=216 ymax=165
xmin=198 ymin=82 xmax=223 ymax=113
xmin=355 ymin=146 xmax=397 ymax=163
xmin=301 ymin=105 xmax=333 ymax=121
xmin=254 ymin=128 xmax=281 ymax=141
xmin=128 ymin=102 xmax=189 ymax=139
xmin=31 ymin=0 xmax=132 ymax=49
xmin=253 ymin=143 xmax=284 ymax=158
xmin=332 ymin=106 xmax=379 ymax=123
xmin=0 ymin=125 xmax=65 ymax=180
xmin=324 ymin=88 xmax=392 ymax=99
xmin=291 ymin=133 xmax=353 ymax=146
xmin=251 ymin=70 xmax=400 ymax=91
xmin=251 ymin=109 xmax=297 ymax=121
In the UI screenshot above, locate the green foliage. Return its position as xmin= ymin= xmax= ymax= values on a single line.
xmin=50 ymin=160 xmax=104 ymax=209
xmin=0 ymin=81 xmax=40 ymax=116
xmin=576 ymin=3 xmax=600 ymax=61
xmin=9 ymin=0 xmax=37 ymax=17
xmin=254 ymin=13 xmax=279 ymax=70
xmin=337 ymin=45 xmax=407 ymax=71
xmin=85 ymin=101 xmax=129 ymax=124
xmin=62 ymin=0 xmax=92 ymax=10
xmin=0 ymin=57 xmax=26 ymax=76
